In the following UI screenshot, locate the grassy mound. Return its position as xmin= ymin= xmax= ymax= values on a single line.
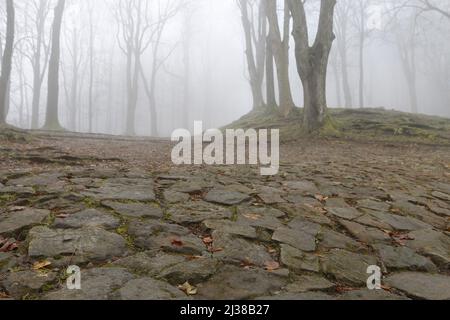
xmin=0 ymin=125 xmax=32 ymax=143
xmin=225 ymin=107 xmax=450 ymax=145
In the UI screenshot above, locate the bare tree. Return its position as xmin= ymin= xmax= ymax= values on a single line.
xmin=139 ymin=0 xmax=183 ymax=137
xmin=87 ymin=2 xmax=96 ymax=133
xmin=23 ymin=0 xmax=51 ymax=129
xmin=352 ymin=0 xmax=372 ymax=108
xmin=334 ymin=0 xmax=353 ymax=107
xmin=266 ymin=0 xmax=295 ymax=116
xmin=0 ymin=0 xmax=14 ymax=125
xmin=43 ymin=0 xmax=65 ymax=130
xmin=114 ymin=0 xmax=153 ymax=136
xmin=238 ymin=0 xmax=266 ymax=109
xmin=288 ymin=0 xmax=336 ymax=132
xmin=400 ymin=0 xmax=450 ymax=20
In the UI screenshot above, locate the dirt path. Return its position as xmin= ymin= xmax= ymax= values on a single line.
xmin=0 ymin=132 xmax=449 ymax=300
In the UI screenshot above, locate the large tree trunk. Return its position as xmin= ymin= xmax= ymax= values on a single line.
xmin=289 ymin=0 xmax=336 ymax=132
xmin=267 ymin=0 xmax=295 ymax=116
xmin=44 ymin=0 xmax=65 ymax=130
xmin=0 ymin=0 xmax=15 ymax=125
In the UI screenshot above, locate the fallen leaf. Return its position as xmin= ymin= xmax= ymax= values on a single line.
xmin=202 ymin=236 xmax=213 ymax=245
xmin=208 ymin=247 xmax=223 ymax=253
xmin=0 ymin=292 xmax=10 ymax=299
xmin=315 ymin=194 xmax=328 ymax=202
xmin=240 ymin=259 xmax=255 ymax=269
xmin=9 ymin=206 xmax=26 ymax=212
xmin=186 ymin=255 xmax=203 ymax=261
xmin=243 ymin=213 xmax=262 ymax=221
xmin=56 ymin=214 xmax=70 ymax=219
xmin=178 ymin=282 xmax=197 ymax=295
xmin=267 ymin=247 xmax=277 ymax=254
xmin=33 ymin=260 xmax=52 ymax=270
xmin=0 ymin=238 xmax=19 ymax=252
xmin=171 ymin=238 xmax=184 ymax=247
xmin=264 ymin=261 xmax=280 ymax=272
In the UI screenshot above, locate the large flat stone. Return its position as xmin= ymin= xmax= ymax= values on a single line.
xmin=203 ymin=219 xmax=257 ymax=239
xmin=204 ymin=188 xmax=251 ymax=206
xmin=283 ymin=181 xmax=319 ymax=195
xmin=197 ymin=265 xmax=287 ymax=300
xmin=338 ymin=289 xmax=409 ymax=300
xmin=285 ymin=275 xmax=335 ymax=293
xmin=385 ymin=272 xmax=450 ymax=300
xmin=102 ymin=201 xmax=163 ymax=219
xmin=280 ymin=244 xmax=320 ymax=273
xmin=158 ymin=257 xmax=221 ymax=285
xmin=53 ymin=209 xmax=120 ymax=229
xmin=43 ymin=268 xmax=134 ymax=300
xmin=320 ymin=249 xmax=378 ymax=286
xmin=374 ymin=244 xmax=437 ymax=272
xmin=128 ymin=220 xmax=205 ymax=255
xmin=339 ymin=220 xmax=391 ymax=244
xmin=0 ymin=208 xmax=50 ymax=236
xmin=28 ymin=227 xmax=128 ymax=262
xmin=167 ymin=201 xmax=232 ymax=224
xmin=368 ymin=211 xmax=432 ymax=231
xmin=3 ymin=270 xmax=58 ymax=299
xmin=405 ymin=229 xmax=450 ymax=268
xmin=115 ymin=278 xmax=187 ymax=300
xmin=212 ymin=231 xmax=272 ymax=267
xmin=272 ymin=227 xmax=317 ymax=252
xmin=112 ymin=252 xmax=185 ymax=276
xmin=82 ymin=178 xmax=155 ymax=201
xmin=236 ymin=206 xmax=285 ymax=231
xmin=393 ymin=200 xmax=447 ymax=229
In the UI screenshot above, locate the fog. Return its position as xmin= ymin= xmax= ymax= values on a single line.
xmin=1 ymin=0 xmax=449 ymax=137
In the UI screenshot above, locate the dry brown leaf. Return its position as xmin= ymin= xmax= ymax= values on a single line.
xmin=208 ymin=247 xmax=223 ymax=253
xmin=33 ymin=260 xmax=52 ymax=270
xmin=178 ymin=282 xmax=197 ymax=295
xmin=0 ymin=238 xmax=19 ymax=253
xmin=243 ymin=213 xmax=262 ymax=221
xmin=202 ymin=236 xmax=213 ymax=245
xmin=315 ymin=194 xmax=328 ymax=202
xmin=264 ymin=261 xmax=280 ymax=272
xmin=171 ymin=238 xmax=184 ymax=247
xmin=0 ymin=292 xmax=10 ymax=299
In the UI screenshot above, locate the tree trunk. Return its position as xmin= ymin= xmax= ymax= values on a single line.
xmin=88 ymin=9 xmax=94 ymax=133
xmin=358 ymin=3 xmax=365 ymax=108
xmin=266 ymin=35 xmax=277 ymax=107
xmin=289 ymin=0 xmax=336 ymax=132
xmin=44 ymin=0 xmax=65 ymax=130
xmin=239 ymin=0 xmax=265 ymax=109
xmin=31 ymin=0 xmax=48 ymax=129
xmin=0 ymin=0 xmax=15 ymax=125
xmin=267 ymin=0 xmax=295 ymax=116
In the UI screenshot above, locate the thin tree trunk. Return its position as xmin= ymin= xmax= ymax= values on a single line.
xmin=88 ymin=9 xmax=94 ymax=133
xmin=0 ymin=0 xmax=15 ymax=125
xmin=266 ymin=35 xmax=277 ymax=108
xmin=358 ymin=3 xmax=365 ymax=108
xmin=44 ymin=0 xmax=65 ymax=130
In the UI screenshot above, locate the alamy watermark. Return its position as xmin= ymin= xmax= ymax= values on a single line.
xmin=171 ymin=121 xmax=279 ymax=176
xmin=66 ymin=265 xmax=81 ymax=290
xmin=367 ymin=265 xmax=382 ymax=290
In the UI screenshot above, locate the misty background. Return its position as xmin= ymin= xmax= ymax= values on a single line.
xmin=1 ymin=0 xmax=449 ymax=137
